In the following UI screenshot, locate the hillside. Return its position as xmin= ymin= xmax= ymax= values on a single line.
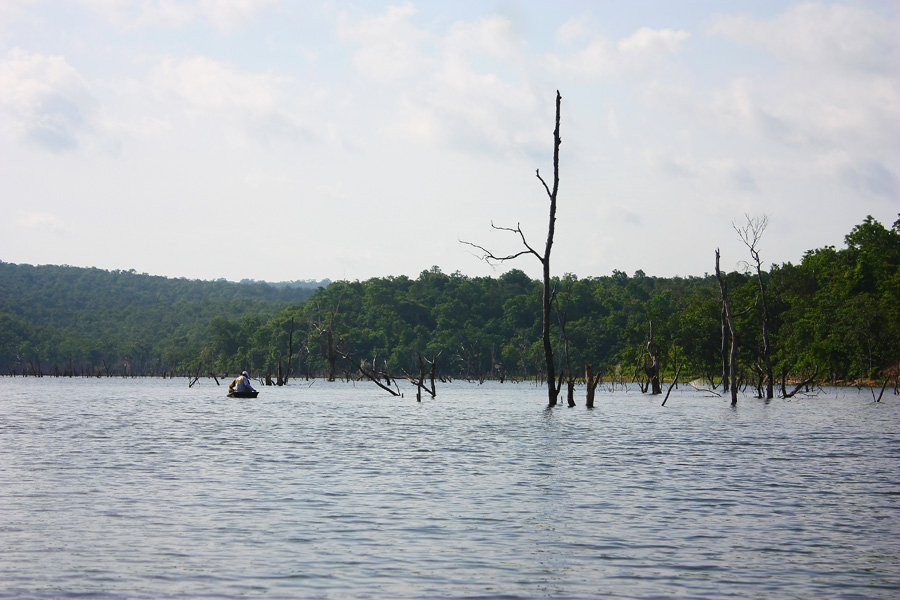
xmin=0 ymin=262 xmax=319 ymax=375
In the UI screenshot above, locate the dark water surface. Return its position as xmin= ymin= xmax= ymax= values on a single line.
xmin=1 ymin=378 xmax=897 ymax=599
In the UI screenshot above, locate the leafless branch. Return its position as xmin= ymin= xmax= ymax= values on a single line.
xmin=459 ymin=221 xmax=543 ymax=265
xmin=536 ymin=168 xmax=552 ymax=199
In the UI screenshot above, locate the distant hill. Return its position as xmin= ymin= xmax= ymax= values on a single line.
xmin=0 ymin=261 xmax=317 ymax=374
xmin=240 ymin=278 xmax=332 ymax=289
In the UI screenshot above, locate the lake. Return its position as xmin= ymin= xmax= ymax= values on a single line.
xmin=0 ymin=377 xmax=897 ymax=599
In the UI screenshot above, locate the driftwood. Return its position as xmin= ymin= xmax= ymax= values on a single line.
xmin=688 ymin=378 xmax=722 ymax=397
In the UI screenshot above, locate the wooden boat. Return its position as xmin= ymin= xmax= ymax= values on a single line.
xmin=227 ymin=390 xmax=259 ymax=398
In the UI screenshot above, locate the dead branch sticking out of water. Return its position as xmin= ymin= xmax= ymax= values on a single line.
xmin=338 ymin=351 xmax=402 ymax=396
xmin=661 ymin=363 xmax=683 ymax=407
xmin=781 ymin=366 xmax=820 ymax=398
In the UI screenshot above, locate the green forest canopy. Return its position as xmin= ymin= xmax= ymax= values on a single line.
xmin=1 ymin=216 xmax=898 ymax=388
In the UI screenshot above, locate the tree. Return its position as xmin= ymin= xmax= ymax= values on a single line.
xmin=735 ymin=214 xmax=774 ymax=398
xmin=715 ymin=249 xmax=739 ymax=406
xmin=462 ymin=90 xmax=564 ymax=406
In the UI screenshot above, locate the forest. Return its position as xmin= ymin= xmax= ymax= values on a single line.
xmin=1 ymin=215 xmax=898 ymax=398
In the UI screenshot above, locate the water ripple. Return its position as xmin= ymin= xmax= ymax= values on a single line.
xmin=0 ymin=379 xmax=898 ymax=599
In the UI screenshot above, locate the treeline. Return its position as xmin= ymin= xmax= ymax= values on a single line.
xmin=2 ymin=216 xmax=898 ymax=391
xmin=0 ymin=263 xmax=318 ymax=377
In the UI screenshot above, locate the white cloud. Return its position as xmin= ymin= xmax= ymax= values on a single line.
xmin=334 ymin=6 xmax=543 ymax=157
xmin=0 ymin=49 xmax=97 ymax=152
xmin=641 ymin=2 xmax=900 ymax=201
xmin=0 ymin=0 xmax=41 ymax=29
xmin=710 ymin=3 xmax=899 ymax=75
xmin=337 ymin=3 xmax=432 ymax=82
xmin=556 ymin=17 xmax=589 ymax=44
xmin=546 ymin=25 xmax=689 ymax=78
xmin=198 ymin=0 xmax=279 ymax=33
xmin=77 ymin=0 xmax=276 ymax=32
xmin=15 ymin=210 xmax=66 ymax=233
xmin=444 ymin=15 xmax=523 ymax=61
xmin=150 ymin=56 xmax=320 ymax=146
xmin=617 ymin=27 xmax=690 ymax=57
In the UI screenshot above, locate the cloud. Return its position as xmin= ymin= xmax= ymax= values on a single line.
xmin=150 ymin=56 xmax=320 ymax=146
xmin=77 ymin=0 xmax=277 ymax=32
xmin=335 ymin=5 xmax=543 ymax=157
xmin=444 ymin=14 xmax=523 ymax=61
xmin=15 ymin=210 xmax=67 ymax=234
xmin=0 ymin=0 xmax=40 ymax=29
xmin=0 ymin=49 xmax=97 ymax=152
xmin=710 ymin=3 xmax=899 ymax=75
xmin=556 ymin=16 xmax=589 ymax=44
xmin=642 ymin=1 xmax=900 ymax=200
xmin=337 ymin=3 xmax=432 ymax=82
xmin=546 ymin=25 xmax=689 ymax=78
xmin=841 ymin=159 xmax=900 ymax=198
xmin=617 ymin=27 xmax=690 ymax=58
xmin=197 ymin=0 xmax=279 ymax=33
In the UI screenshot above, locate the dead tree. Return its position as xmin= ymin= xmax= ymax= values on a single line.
xmin=781 ymin=365 xmax=820 ymax=398
xmin=716 ymin=249 xmax=739 ymax=406
xmin=315 ymin=287 xmax=346 ymax=382
xmin=402 ymin=352 xmax=440 ymax=402
xmin=461 ymin=90 xmax=564 ymax=407
xmin=585 ymin=364 xmax=601 ymax=408
xmin=554 ymin=284 xmax=576 ymax=406
xmin=661 ymin=363 xmax=683 ymax=406
xmin=644 ymin=320 xmax=662 ymax=395
xmin=339 ymin=350 xmax=402 ymax=396
xmin=277 ymin=316 xmax=296 ymax=386
xmin=735 ymin=214 xmax=774 ymax=399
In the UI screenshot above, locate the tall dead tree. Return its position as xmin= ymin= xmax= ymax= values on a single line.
xmin=462 ymin=90 xmax=563 ymax=407
xmin=735 ymin=214 xmax=773 ymax=399
xmin=715 ymin=249 xmax=739 ymax=406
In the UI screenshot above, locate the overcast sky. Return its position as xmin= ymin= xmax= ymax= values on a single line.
xmin=1 ymin=1 xmax=897 ymax=283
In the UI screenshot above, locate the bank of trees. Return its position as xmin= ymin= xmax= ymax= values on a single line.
xmin=1 ymin=216 xmax=898 ymax=392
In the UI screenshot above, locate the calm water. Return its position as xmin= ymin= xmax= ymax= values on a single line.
xmin=0 ymin=378 xmax=897 ymax=599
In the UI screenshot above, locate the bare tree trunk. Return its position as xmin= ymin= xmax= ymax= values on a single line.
xmin=284 ymin=316 xmax=295 ymax=386
xmin=716 ymin=249 xmax=739 ymax=406
xmin=720 ymin=303 xmax=729 ymax=393
xmin=540 ymin=91 xmax=563 ymax=407
xmin=661 ymin=363 xmax=683 ymax=406
xmin=555 ymin=286 xmax=575 ymax=406
xmin=461 ymin=90 xmax=564 ymax=407
xmin=644 ymin=320 xmax=662 ymax=395
xmin=585 ymin=364 xmax=601 ymax=408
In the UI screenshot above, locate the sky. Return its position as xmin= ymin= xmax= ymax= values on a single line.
xmin=1 ymin=0 xmax=897 ymax=283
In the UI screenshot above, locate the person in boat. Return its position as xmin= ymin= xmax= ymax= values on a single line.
xmin=229 ymin=371 xmax=256 ymax=393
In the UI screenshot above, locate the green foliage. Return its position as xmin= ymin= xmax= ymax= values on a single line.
xmin=0 ymin=263 xmax=315 ymax=375
xmin=3 ymin=216 xmax=898 ymax=384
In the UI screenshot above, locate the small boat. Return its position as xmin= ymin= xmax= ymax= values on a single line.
xmin=227 ymin=390 xmax=259 ymax=398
